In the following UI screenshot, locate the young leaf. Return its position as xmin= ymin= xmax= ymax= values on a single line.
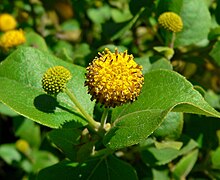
xmin=0 ymin=144 xmax=21 ymax=165
xmin=153 ymin=112 xmax=183 ymax=140
xmin=172 ymin=149 xmax=199 ymax=179
xmin=0 ymin=47 xmax=95 ymax=128
xmin=37 ymin=155 xmax=138 ymax=180
xmin=48 ymin=129 xmax=82 ymax=161
xmin=13 ymin=117 xmax=41 ymax=148
xmin=209 ymin=41 xmax=220 ymax=66
xmin=103 ymin=70 xmax=220 ymax=150
xmin=211 ymin=147 xmax=220 ymax=169
xmin=141 ymin=136 xmax=198 ymax=166
xmin=25 ymin=31 xmax=49 ymax=52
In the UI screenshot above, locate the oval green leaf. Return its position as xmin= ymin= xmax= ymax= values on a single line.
xmin=38 ymin=155 xmax=138 ymax=180
xmin=103 ymin=69 xmax=220 ymax=149
xmin=0 ymin=47 xmax=95 ymax=128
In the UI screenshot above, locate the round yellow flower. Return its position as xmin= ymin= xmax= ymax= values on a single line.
xmin=42 ymin=66 xmax=72 ymax=95
xmin=0 ymin=29 xmax=26 ymax=49
xmin=0 ymin=13 xmax=17 ymax=32
xmin=85 ymin=48 xmax=144 ymax=108
xmin=15 ymin=139 xmax=30 ymax=154
xmin=158 ymin=12 xmax=183 ymax=33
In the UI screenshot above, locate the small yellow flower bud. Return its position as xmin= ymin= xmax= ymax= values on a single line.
xmin=42 ymin=66 xmax=72 ymax=94
xmin=158 ymin=12 xmax=183 ymax=33
xmin=85 ymin=48 xmax=144 ymax=108
xmin=15 ymin=139 xmax=30 ymax=154
xmin=0 ymin=29 xmax=26 ymax=49
xmin=0 ymin=13 xmax=17 ymax=32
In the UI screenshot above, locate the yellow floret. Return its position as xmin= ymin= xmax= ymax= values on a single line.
xmin=158 ymin=12 xmax=183 ymax=33
xmin=0 ymin=29 xmax=26 ymax=49
xmin=85 ymin=48 xmax=144 ymax=108
xmin=0 ymin=13 xmax=17 ymax=32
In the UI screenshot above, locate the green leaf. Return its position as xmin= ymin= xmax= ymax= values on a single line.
xmin=37 ymin=155 xmax=138 ymax=180
xmin=13 ymin=117 xmax=41 ymax=148
xmin=172 ymin=149 xmax=199 ymax=179
xmin=87 ymin=5 xmax=111 ymax=24
xmin=25 ymin=31 xmax=48 ymax=52
xmin=211 ymin=147 xmax=220 ymax=169
xmin=48 ymin=129 xmax=82 ymax=161
xmin=158 ymin=0 xmax=211 ymax=47
xmin=0 ymin=144 xmax=21 ymax=165
xmin=209 ymin=41 xmax=220 ymax=66
xmin=175 ymin=0 xmax=211 ymax=46
xmin=0 ymin=102 xmax=18 ymax=116
xmin=111 ymin=8 xmax=133 ymax=23
xmin=0 ymin=47 xmax=95 ymax=128
xmin=154 ymin=141 xmax=183 ymax=150
xmin=150 ymin=57 xmax=173 ymax=71
xmin=52 ymin=40 xmax=74 ymax=62
xmin=103 ymin=7 xmax=145 ymax=41
xmin=153 ymin=46 xmax=174 ymax=60
xmin=141 ymin=136 xmax=198 ymax=166
xmin=205 ymin=90 xmax=220 ymax=109
xmin=135 ymin=55 xmax=173 ymax=75
xmin=153 ymin=112 xmax=183 ymax=140
xmin=103 ymin=69 xmax=220 ymax=150
xmin=152 ymin=168 xmax=170 ymax=180
xmin=216 ymin=0 xmax=220 ymax=25
xmin=31 ymin=150 xmax=58 ymax=173
xmin=184 ymin=115 xmax=220 ymax=149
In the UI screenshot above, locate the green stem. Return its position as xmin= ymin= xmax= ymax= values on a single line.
xmin=169 ymin=32 xmax=176 ymax=49
xmin=64 ymin=88 xmax=100 ymax=129
xmin=92 ymin=148 xmax=113 ymax=157
xmin=101 ymin=108 xmax=109 ymax=128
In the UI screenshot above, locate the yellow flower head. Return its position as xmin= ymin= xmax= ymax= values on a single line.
xmin=0 ymin=13 xmax=17 ymax=32
xmin=0 ymin=29 xmax=26 ymax=49
xmin=15 ymin=139 xmax=30 ymax=154
xmin=85 ymin=48 xmax=144 ymax=108
xmin=158 ymin=12 xmax=183 ymax=33
xmin=42 ymin=66 xmax=72 ymax=95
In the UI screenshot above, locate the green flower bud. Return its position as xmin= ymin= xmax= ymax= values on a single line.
xmin=42 ymin=66 xmax=72 ymax=94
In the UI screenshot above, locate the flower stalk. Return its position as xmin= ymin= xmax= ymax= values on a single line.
xmin=64 ymin=88 xmax=100 ymax=130
xmin=100 ymin=108 xmax=109 ymax=128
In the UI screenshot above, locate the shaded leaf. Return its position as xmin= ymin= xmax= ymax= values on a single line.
xmin=0 ymin=144 xmax=21 ymax=165
xmin=153 ymin=112 xmax=183 ymax=140
xmin=141 ymin=136 xmax=198 ymax=166
xmin=210 ymin=41 xmax=220 ymax=66
xmin=103 ymin=7 xmax=145 ymax=41
xmin=211 ymin=147 xmax=220 ymax=169
xmin=172 ymin=149 xmax=199 ymax=179
xmin=48 ymin=129 xmax=82 ymax=161
xmin=31 ymin=150 xmax=59 ymax=173
xmin=38 ymin=155 xmax=138 ymax=180
xmin=13 ymin=117 xmax=41 ymax=148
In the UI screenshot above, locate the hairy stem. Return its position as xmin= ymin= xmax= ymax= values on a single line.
xmin=101 ymin=108 xmax=109 ymax=128
xmin=64 ymin=88 xmax=100 ymax=130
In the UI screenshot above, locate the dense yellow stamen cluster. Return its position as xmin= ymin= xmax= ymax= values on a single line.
xmin=0 ymin=13 xmax=17 ymax=32
xmin=85 ymin=48 xmax=144 ymax=108
xmin=158 ymin=12 xmax=183 ymax=33
xmin=42 ymin=66 xmax=72 ymax=95
xmin=0 ymin=29 xmax=26 ymax=49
